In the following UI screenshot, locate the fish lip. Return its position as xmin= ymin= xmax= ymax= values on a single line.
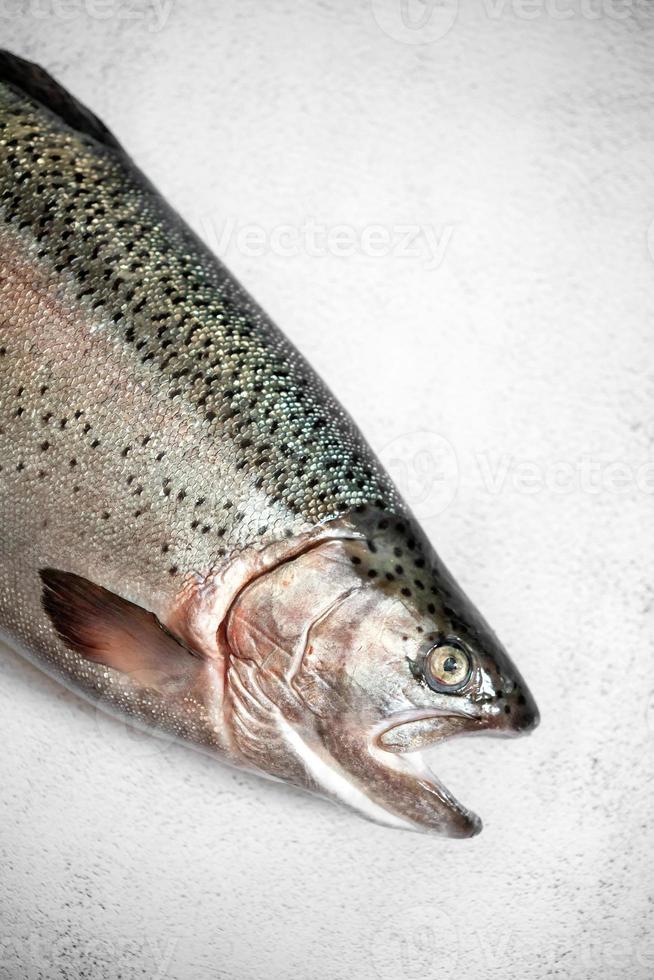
xmin=376 ymin=696 xmax=540 ymax=751
xmin=374 ymin=706 xmax=482 ymax=752
xmin=369 ymin=710 xmax=484 ymax=837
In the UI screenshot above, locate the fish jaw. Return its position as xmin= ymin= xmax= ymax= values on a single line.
xmin=368 ymin=743 xmax=483 ymax=838
xmin=308 ymin=692 xmax=539 ymax=836
xmin=312 ymin=715 xmax=483 ymax=837
xmin=361 ymin=696 xmax=539 ymax=834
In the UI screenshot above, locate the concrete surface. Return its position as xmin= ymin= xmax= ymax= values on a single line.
xmin=0 ymin=2 xmax=653 ymax=978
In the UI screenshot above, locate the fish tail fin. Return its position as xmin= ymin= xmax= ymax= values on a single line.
xmin=0 ymin=49 xmax=121 ymax=151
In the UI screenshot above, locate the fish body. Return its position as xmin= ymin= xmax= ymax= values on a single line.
xmin=0 ymin=51 xmax=538 ymax=835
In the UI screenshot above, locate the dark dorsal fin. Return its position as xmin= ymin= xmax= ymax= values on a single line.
xmin=0 ymin=50 xmax=121 ymax=151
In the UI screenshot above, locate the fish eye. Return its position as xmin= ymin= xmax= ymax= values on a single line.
xmin=424 ymin=641 xmax=471 ymax=693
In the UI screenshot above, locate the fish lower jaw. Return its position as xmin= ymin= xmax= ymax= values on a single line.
xmin=367 ymin=738 xmax=482 ymax=838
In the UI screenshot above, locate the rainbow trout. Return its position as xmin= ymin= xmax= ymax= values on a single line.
xmin=0 ymin=50 xmax=538 ymax=836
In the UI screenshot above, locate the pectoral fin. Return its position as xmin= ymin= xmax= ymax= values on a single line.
xmin=39 ymin=568 xmax=204 ymax=696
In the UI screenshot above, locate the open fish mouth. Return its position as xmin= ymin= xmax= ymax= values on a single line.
xmin=368 ymin=698 xmax=538 ymax=835
xmin=369 ymin=709 xmax=488 ymax=837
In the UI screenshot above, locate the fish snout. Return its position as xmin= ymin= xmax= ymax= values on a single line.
xmin=500 ymin=682 xmax=540 ymax=736
xmin=478 ymin=681 xmax=540 ymax=737
xmin=512 ymin=688 xmax=540 ymax=734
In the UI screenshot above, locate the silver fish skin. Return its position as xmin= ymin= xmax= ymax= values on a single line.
xmin=0 ymin=51 xmax=538 ymax=836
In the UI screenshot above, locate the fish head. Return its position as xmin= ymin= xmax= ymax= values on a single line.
xmin=225 ymin=508 xmax=539 ymax=836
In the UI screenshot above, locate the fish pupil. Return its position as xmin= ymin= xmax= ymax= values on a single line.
xmin=443 ymin=656 xmax=458 ymax=673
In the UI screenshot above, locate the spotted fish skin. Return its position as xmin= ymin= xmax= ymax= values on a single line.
xmin=0 ymin=52 xmax=538 ymax=836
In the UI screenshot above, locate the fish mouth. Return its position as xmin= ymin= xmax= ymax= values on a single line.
xmin=377 ymin=708 xmax=481 ymax=753
xmin=368 ymin=696 xmax=539 ymax=836
xmin=367 ymin=708 xmax=500 ymax=838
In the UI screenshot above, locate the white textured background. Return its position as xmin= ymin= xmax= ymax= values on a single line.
xmin=1 ymin=2 xmax=653 ymax=978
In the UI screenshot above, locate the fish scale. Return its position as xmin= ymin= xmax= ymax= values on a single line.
xmin=0 ymin=71 xmax=397 ymax=574
xmin=0 ymin=51 xmax=539 ymax=836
